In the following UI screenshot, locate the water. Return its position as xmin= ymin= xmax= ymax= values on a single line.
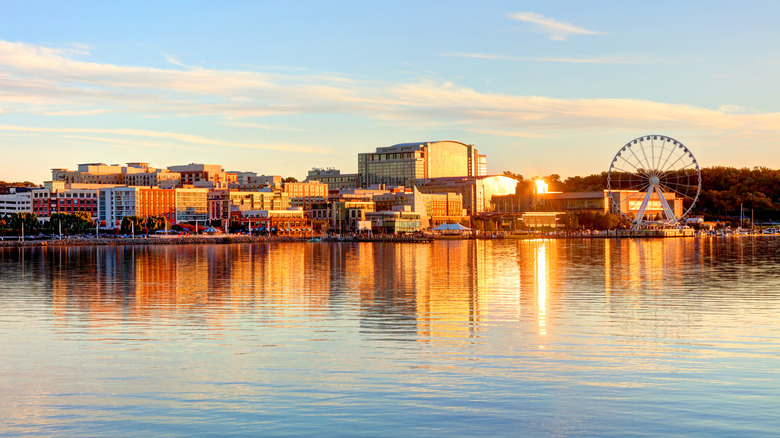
xmin=1 ymin=238 xmax=779 ymax=437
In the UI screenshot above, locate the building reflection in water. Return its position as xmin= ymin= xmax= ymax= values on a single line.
xmin=535 ymin=242 xmax=547 ymax=337
xmin=33 ymin=242 xmax=529 ymax=344
xmin=8 ymin=237 xmax=729 ymax=347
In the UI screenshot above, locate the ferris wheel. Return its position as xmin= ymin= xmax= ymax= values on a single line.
xmin=607 ymin=135 xmax=701 ymax=228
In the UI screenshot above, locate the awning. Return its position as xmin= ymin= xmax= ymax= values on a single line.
xmin=431 ymin=223 xmax=473 ymax=231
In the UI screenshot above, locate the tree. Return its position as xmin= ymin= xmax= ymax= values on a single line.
xmin=121 ymin=216 xmax=145 ymax=235
xmin=7 ymin=213 xmax=39 ymax=234
xmin=502 ymin=171 xmax=525 ymax=181
xmin=472 ymin=217 xmax=485 ymax=231
xmin=0 ymin=181 xmax=40 ymax=188
xmin=73 ymin=211 xmax=95 ymax=234
xmin=559 ymin=212 xmax=579 ymax=231
xmin=47 ymin=212 xmax=94 ymax=235
xmin=312 ymin=220 xmax=329 ymax=232
xmin=576 ymin=211 xmax=597 ymax=230
xmin=49 ymin=212 xmax=70 ymax=235
xmin=143 ymin=215 xmax=167 ymax=233
xmin=561 ymin=172 xmax=609 ymax=192
xmin=283 ymin=176 xmax=298 ymax=183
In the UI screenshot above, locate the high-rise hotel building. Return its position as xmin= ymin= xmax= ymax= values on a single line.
xmin=357 ymin=141 xmax=487 ymax=188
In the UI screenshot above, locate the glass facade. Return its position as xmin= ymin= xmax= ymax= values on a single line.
xmin=358 ymin=141 xmax=485 ymax=188
xmin=426 ymin=141 xmax=470 ymax=178
xmin=175 ymin=188 xmax=209 ymax=222
xmin=417 ymin=176 xmax=518 ymax=215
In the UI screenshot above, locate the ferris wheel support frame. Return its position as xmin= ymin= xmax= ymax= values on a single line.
xmin=632 ymin=178 xmax=677 ymax=228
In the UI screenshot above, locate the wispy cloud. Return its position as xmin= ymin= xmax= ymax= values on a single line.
xmin=508 ymin=12 xmax=602 ymax=41
xmin=2 ymin=39 xmax=780 ymax=161
xmin=440 ymin=52 xmax=515 ymax=60
xmin=440 ymin=52 xmax=644 ymax=64
xmin=469 ymin=129 xmax=549 ymax=139
xmin=223 ymin=120 xmax=308 ymax=131
xmin=0 ymin=125 xmax=328 ymax=153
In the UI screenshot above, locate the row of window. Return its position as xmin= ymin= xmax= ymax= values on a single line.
xmin=365 ymin=152 xmax=421 ymax=161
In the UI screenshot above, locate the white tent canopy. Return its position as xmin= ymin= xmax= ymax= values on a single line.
xmin=431 ymin=223 xmax=473 ymax=231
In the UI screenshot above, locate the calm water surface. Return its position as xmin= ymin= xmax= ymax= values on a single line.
xmin=1 ymin=238 xmax=779 ymax=437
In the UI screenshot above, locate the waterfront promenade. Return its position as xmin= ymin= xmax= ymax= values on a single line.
xmin=0 ymin=235 xmax=303 ymax=248
xmin=0 ymin=233 xmax=434 ymax=247
xmin=3 ymin=228 xmax=765 ymax=248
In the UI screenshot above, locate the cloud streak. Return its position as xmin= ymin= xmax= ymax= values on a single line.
xmin=508 ymin=12 xmax=602 ymax=41
xmin=440 ymin=52 xmax=644 ymax=64
xmin=2 ymin=39 xmax=780 ymax=160
xmin=0 ymin=125 xmax=328 ymax=153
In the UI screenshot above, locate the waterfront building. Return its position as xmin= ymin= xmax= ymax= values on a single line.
xmin=52 ymin=163 xmax=124 ymax=185
xmin=284 ymin=181 xmax=328 ymax=211
xmin=536 ymin=190 xmax=684 ymax=219
xmin=167 ymin=163 xmax=236 ymax=188
xmin=122 ymin=163 xmax=181 ymax=188
xmin=232 ymin=171 xmax=258 ymax=185
xmin=51 ymin=162 xmax=181 ymax=188
xmin=239 ymin=208 xmax=312 ymax=234
xmin=138 ymin=188 xmax=177 ymax=224
xmin=332 ymin=186 xmax=401 ymax=202
xmin=207 ymin=190 xmax=290 ymax=222
xmin=416 ymin=175 xmax=519 ymax=216
xmin=305 ymin=168 xmax=360 ymax=190
xmin=30 ymin=186 xmax=101 ymax=220
xmin=522 ymin=212 xmax=565 ymax=228
xmin=174 ymin=187 xmax=209 ymax=223
xmin=231 ymin=174 xmax=283 ymax=191
xmin=373 ymin=190 xmax=465 ymax=227
xmin=97 ymin=187 xmax=177 ymax=228
xmin=98 ymin=187 xmax=139 ymax=228
xmin=365 ymin=209 xmax=423 ymax=234
xmin=310 ymin=200 xmax=375 ymax=231
xmin=490 ymin=180 xmax=535 ymax=213
xmin=0 ymin=192 xmax=32 ymax=215
xmin=0 ymin=186 xmax=33 ymax=195
xmin=357 ymin=141 xmax=487 ymax=188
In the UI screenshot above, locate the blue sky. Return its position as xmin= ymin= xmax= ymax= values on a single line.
xmin=2 ymin=1 xmax=780 ymax=183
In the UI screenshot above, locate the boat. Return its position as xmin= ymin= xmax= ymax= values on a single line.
xmin=307 ymin=237 xmax=323 ymax=242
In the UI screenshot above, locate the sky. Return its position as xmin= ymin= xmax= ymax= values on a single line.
xmin=2 ymin=1 xmax=780 ymax=183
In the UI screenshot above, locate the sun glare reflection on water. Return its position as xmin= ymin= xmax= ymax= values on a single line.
xmin=535 ymin=241 xmax=547 ymax=337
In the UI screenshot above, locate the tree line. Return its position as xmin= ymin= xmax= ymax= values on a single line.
xmin=0 ymin=213 xmax=171 ymax=236
xmin=0 ymin=212 xmax=96 ymax=236
xmin=507 ymin=166 xmax=780 ymax=220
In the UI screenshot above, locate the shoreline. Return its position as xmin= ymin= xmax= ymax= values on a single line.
xmin=2 ymin=231 xmax=770 ymax=248
xmin=0 ymin=235 xmax=306 ymax=248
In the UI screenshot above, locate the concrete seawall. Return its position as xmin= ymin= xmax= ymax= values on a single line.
xmin=0 ymin=235 xmax=306 ymax=248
